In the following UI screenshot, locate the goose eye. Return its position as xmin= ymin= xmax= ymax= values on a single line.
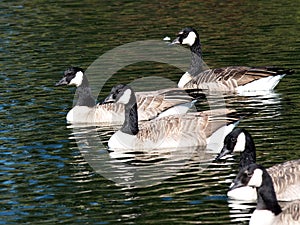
xmin=231 ymin=137 xmax=237 ymax=142
xmin=245 ymin=170 xmax=253 ymax=177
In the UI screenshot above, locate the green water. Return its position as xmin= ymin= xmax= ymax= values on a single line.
xmin=1 ymin=1 xmax=300 ymax=224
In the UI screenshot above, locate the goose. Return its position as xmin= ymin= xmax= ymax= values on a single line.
xmin=171 ymin=27 xmax=294 ymax=92
xmin=102 ymin=84 xmax=237 ymax=150
xmin=231 ymin=163 xmax=300 ymax=225
xmin=55 ymin=67 xmax=196 ymax=123
xmin=215 ymin=127 xmax=300 ymax=201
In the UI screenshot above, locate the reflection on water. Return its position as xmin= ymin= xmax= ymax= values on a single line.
xmin=69 ymin=124 xmax=215 ymax=188
xmin=227 ymin=199 xmax=255 ymax=224
xmin=1 ymin=0 xmax=300 ymax=224
xmin=226 ymin=91 xmax=283 ymax=120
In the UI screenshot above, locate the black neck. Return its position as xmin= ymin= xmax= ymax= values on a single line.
xmin=120 ymin=97 xmax=139 ymax=135
xmin=75 ymin=76 xmax=96 ymax=107
xmin=239 ymin=131 xmax=257 ymax=169
xmin=189 ymin=39 xmax=205 ymax=76
xmin=256 ymin=169 xmax=282 ymax=215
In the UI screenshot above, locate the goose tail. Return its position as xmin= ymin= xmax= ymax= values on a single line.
xmin=265 ymin=67 xmax=295 ymax=76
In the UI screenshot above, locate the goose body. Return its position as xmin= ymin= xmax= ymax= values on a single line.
xmin=232 ymin=164 xmax=300 ymax=225
xmin=66 ymin=104 xmax=125 ymax=124
xmin=55 ymin=67 xmax=195 ymax=123
xmin=103 ymin=84 xmax=236 ymax=150
xmin=215 ymin=128 xmax=300 ymax=201
xmin=172 ymin=27 xmax=294 ymax=92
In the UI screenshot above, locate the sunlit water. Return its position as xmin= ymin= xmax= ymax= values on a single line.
xmin=1 ymin=1 xmax=300 ymax=224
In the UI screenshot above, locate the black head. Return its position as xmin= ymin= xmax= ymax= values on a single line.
xmin=232 ymin=164 xmax=282 ymax=215
xmin=215 ymin=128 xmax=246 ymax=160
xmin=230 ymin=163 xmax=265 ymax=191
xmin=104 ymin=84 xmax=139 ymax=135
xmin=103 ymin=84 xmax=134 ymax=105
xmin=55 ymin=67 xmax=85 ymax=87
xmin=171 ymin=27 xmax=200 ymax=47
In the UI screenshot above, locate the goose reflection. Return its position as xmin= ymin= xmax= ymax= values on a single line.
xmin=67 ymin=123 xmax=216 ymax=188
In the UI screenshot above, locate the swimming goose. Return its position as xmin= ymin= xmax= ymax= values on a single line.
xmin=55 ymin=67 xmax=195 ymax=123
xmin=215 ymin=127 xmax=300 ymax=201
xmin=103 ymin=84 xmax=237 ymax=150
xmin=171 ymin=27 xmax=294 ymax=92
xmin=231 ymin=164 xmax=300 ymax=225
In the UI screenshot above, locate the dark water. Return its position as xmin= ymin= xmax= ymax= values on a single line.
xmin=1 ymin=0 xmax=300 ymax=224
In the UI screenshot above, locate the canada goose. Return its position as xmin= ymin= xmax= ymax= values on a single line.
xmin=231 ymin=164 xmax=300 ymax=225
xmin=55 ymin=67 xmax=196 ymax=123
xmin=102 ymin=84 xmax=237 ymax=150
xmin=215 ymin=128 xmax=300 ymax=201
xmin=171 ymin=27 xmax=294 ymax=92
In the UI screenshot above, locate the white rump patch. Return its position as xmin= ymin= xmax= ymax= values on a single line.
xmin=236 ymin=75 xmax=285 ymax=93
xmin=182 ymin=31 xmax=197 ymax=46
xmin=69 ymin=71 xmax=84 ymax=87
xmin=157 ymin=100 xmax=196 ymax=118
xmin=233 ymin=132 xmax=246 ymax=152
xmin=118 ymin=89 xmax=132 ymax=104
xmin=248 ymin=168 xmax=263 ymax=187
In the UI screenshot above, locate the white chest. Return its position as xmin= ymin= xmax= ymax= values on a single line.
xmin=108 ymin=131 xmax=137 ymax=150
xmin=227 ymin=186 xmax=257 ymax=201
xmin=250 ymin=210 xmax=275 ymax=225
xmin=67 ymin=106 xmax=124 ymax=123
xmin=67 ymin=106 xmax=92 ymax=123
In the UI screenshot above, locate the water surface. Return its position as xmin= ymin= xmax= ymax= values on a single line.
xmin=1 ymin=1 xmax=300 ymax=224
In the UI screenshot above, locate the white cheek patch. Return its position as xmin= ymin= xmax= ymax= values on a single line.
xmin=118 ymin=89 xmax=132 ymax=104
xmin=182 ymin=31 xmax=197 ymax=46
xmin=248 ymin=168 xmax=263 ymax=187
xmin=233 ymin=132 xmax=246 ymax=152
xmin=69 ymin=71 xmax=84 ymax=87
xmin=178 ymin=72 xmax=192 ymax=88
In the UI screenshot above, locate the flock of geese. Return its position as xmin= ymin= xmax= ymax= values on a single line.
xmin=56 ymin=27 xmax=299 ymax=225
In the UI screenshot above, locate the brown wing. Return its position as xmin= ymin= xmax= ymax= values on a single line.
xmin=135 ymin=88 xmax=194 ymax=120
xmin=95 ymin=89 xmax=194 ymax=122
xmin=267 ymin=159 xmax=300 ymax=201
xmin=195 ymin=108 xmax=237 ymax=138
xmin=277 ymin=200 xmax=300 ymax=224
xmin=137 ymin=108 xmax=235 ymax=145
xmin=93 ymin=103 xmax=125 ymax=122
xmin=136 ymin=113 xmax=208 ymax=147
xmin=184 ymin=66 xmax=293 ymax=91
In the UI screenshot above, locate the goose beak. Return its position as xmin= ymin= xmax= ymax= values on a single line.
xmin=229 ymin=179 xmax=244 ymax=191
xmin=169 ymin=37 xmax=180 ymax=46
xmin=215 ymin=146 xmax=232 ymax=161
xmin=102 ymin=93 xmax=115 ymax=104
xmin=55 ymin=77 xmax=68 ymax=86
